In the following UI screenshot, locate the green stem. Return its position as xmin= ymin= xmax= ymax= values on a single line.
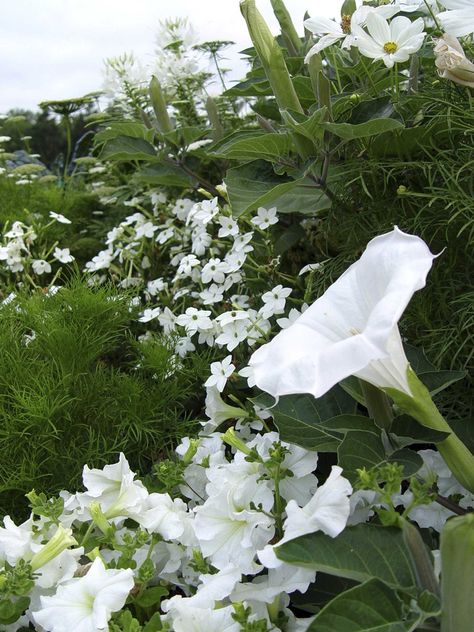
xmin=62 ymin=114 xmax=72 ymax=187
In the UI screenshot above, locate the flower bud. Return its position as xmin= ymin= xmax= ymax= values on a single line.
xmin=434 ymin=35 xmax=474 ymax=88
xmin=222 ymin=427 xmax=252 ymax=456
xmin=30 ymin=525 xmax=77 ymax=572
xmin=149 ymin=75 xmax=174 ymax=133
xmin=441 ymin=514 xmax=474 ymax=631
xmin=90 ymin=501 xmax=114 ymax=532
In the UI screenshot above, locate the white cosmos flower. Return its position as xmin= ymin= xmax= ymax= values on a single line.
xmin=352 ymin=13 xmax=426 ymax=68
xmin=32 ymin=557 xmax=134 ymax=632
xmin=249 ymin=227 xmax=436 ymax=399
xmin=438 ymin=0 xmax=474 ymax=38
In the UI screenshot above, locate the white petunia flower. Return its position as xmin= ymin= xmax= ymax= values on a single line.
xmin=165 ymin=604 xmax=240 ymax=632
xmin=175 ymin=336 xmax=196 ymax=358
xmin=32 ymin=557 xmax=134 ymax=632
xmin=249 ymin=227 xmax=436 ymax=399
xmin=204 ymin=355 xmax=235 ymax=392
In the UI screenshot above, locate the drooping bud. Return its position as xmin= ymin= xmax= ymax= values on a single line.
xmin=270 ymin=0 xmax=301 ymax=56
xmin=149 ymin=76 xmax=174 ymax=134
xmin=222 ymin=427 xmax=252 ymax=456
xmin=441 ymin=514 xmax=474 ymax=631
xmin=90 ymin=501 xmax=114 ymax=536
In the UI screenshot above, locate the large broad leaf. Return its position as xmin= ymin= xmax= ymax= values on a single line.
xmin=95 ymin=121 xmax=156 ymax=144
xmin=338 ymin=430 xmax=423 ymax=482
xmin=390 ymin=415 xmax=450 ymax=448
xmin=99 ymin=136 xmax=157 ymax=162
xmin=306 ymin=579 xmax=420 ymax=632
xmin=276 ymin=524 xmax=417 ymax=589
xmin=208 ymin=130 xmax=294 ymax=162
xmin=271 ymin=387 xmax=359 ymax=450
xmin=274 ymin=223 xmax=306 ymax=255
xmin=291 ymin=572 xmax=358 ymax=613
xmin=323 ymin=118 xmax=404 ymax=140
xmin=446 ymin=418 xmax=474 ymax=454
xmin=135 ymin=164 xmax=195 ymax=188
xmin=348 ymin=96 xmax=396 ymax=125
xmin=226 ymin=160 xmax=331 ymax=216
xmin=418 ymin=370 xmax=466 ymax=396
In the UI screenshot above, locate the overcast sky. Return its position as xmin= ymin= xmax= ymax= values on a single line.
xmin=0 ymin=0 xmax=340 ymax=113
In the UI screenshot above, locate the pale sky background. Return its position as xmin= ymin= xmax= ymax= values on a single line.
xmin=0 ymin=0 xmax=340 ymax=113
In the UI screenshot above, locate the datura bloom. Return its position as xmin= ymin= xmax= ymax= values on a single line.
xmin=249 ymin=227 xmax=436 ymax=399
xmin=434 ymin=34 xmax=474 ymax=88
xmin=437 ymin=0 xmax=474 ymax=38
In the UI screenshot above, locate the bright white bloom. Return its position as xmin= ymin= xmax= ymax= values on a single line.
xmin=136 ymin=493 xmax=195 ymax=543
xmin=0 ymin=516 xmax=37 ymax=565
xmin=199 ymin=283 xmax=224 ymax=305
xmin=259 ymin=285 xmax=292 ymax=319
xmin=204 ymin=355 xmax=235 ymax=392
xmin=304 ymin=5 xmax=400 ymax=60
xmin=218 ymin=216 xmax=239 ymax=238
xmin=176 ymin=254 xmax=201 ymax=277
xmin=191 ymin=228 xmax=212 ymax=256
xmin=139 ymin=307 xmax=161 ymax=323
xmin=251 ymin=206 xmax=278 ymax=230
xmin=85 ymin=249 xmax=114 ymax=271
xmin=135 ymin=221 xmax=157 ymax=239
xmin=0 ymin=136 xmax=11 ymax=143
xmin=175 ymin=336 xmax=196 ymax=357
xmin=299 ymin=262 xmax=323 ymax=276
xmin=79 ymin=453 xmax=148 ymax=519
xmin=187 ymin=139 xmax=214 ymax=152
xmin=249 ymin=228 xmax=436 ymax=399
xmin=166 ymin=604 xmax=240 ymax=632
xmin=147 ymin=277 xmax=166 ymax=295
xmin=187 ymin=198 xmax=220 ymax=226
xmin=231 ymin=231 xmax=254 ymax=254
xmin=352 ymin=13 xmax=426 ymax=68
xmin=215 ymin=320 xmax=249 ymax=351
xmin=156 ymin=227 xmax=174 ymax=244
xmin=201 ymin=258 xmax=230 ymax=284
xmin=49 ymin=211 xmax=72 ymax=224
xmin=53 ymin=247 xmax=74 ymax=264
xmin=32 ymin=557 xmax=134 ymax=632
xmin=438 ymin=0 xmax=474 ymax=38
xmin=163 ymin=565 xmax=241 ymax=611
xmin=434 ymin=34 xmax=474 ymax=87
xmin=158 ymin=307 xmax=176 ymax=333
xmin=176 ymin=307 xmax=213 ymax=336
xmin=277 ymin=305 xmax=308 ymax=330
xmin=232 ymin=563 xmax=316 ymax=604
xmin=32 ymin=259 xmax=52 ymax=275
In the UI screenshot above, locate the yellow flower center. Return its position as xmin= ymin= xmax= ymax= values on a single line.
xmin=340 ymin=14 xmax=351 ymax=34
xmin=383 ymin=41 xmax=398 ymax=54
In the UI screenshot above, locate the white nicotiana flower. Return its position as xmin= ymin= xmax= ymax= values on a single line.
xmin=32 ymin=557 xmax=134 ymax=632
xmin=135 ymin=221 xmax=157 ymax=239
xmin=218 ymin=215 xmax=239 ymax=238
xmin=192 ymin=227 xmax=212 ymax=256
xmin=352 ymin=13 xmax=426 ymax=68
xmin=251 ymin=206 xmax=279 ymax=230
xmin=201 ymin=258 xmax=230 ymax=284
xmin=438 ymin=0 xmax=474 ymax=38
xmin=139 ymin=307 xmax=161 ymax=323
xmin=176 ymin=307 xmax=213 ymax=336
xmin=147 ymin=277 xmax=166 ymax=295
xmin=85 ymin=249 xmax=114 ymax=271
xmin=215 ymin=320 xmax=250 ymax=352
xmin=204 ymin=355 xmax=236 ymax=392
xmin=158 ymin=307 xmax=176 ymax=333
xmin=49 ymin=211 xmax=72 ymax=224
xmin=53 ymin=247 xmax=74 ymax=264
xmin=249 ymin=227 xmax=436 ymax=399
xmin=199 ymin=283 xmax=224 ymax=305
xmin=32 ymin=259 xmax=52 ymax=275
xmin=176 ymin=254 xmax=201 ymax=277
xmin=259 ymin=285 xmax=292 ymax=319
xmin=155 ymin=226 xmax=174 ymax=244
xmin=175 ymin=336 xmax=196 ymax=358
xmin=187 ymin=198 xmax=220 ymax=226
xmin=277 ymin=305 xmax=308 ymax=330
xmin=231 ymin=231 xmax=254 ymax=254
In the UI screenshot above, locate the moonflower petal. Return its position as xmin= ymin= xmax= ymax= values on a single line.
xmin=249 ymin=227 xmax=436 ymax=398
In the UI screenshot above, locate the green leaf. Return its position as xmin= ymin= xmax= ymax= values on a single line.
xmin=291 ymin=572 xmax=358 ymax=613
xmin=226 ymin=160 xmax=331 ymax=216
xmin=348 ymin=96 xmax=396 ymax=125
xmin=323 ymin=118 xmax=404 ymax=140
xmin=338 ymin=430 xmax=422 ymax=482
xmin=95 ymin=122 xmax=156 ymax=144
xmin=99 ymin=136 xmax=157 ymax=162
xmin=209 ymin=130 xmax=294 ymax=162
xmin=0 ymin=596 xmax=30 ymax=625
xmin=143 ymin=613 xmax=163 ymax=631
xmin=135 ymin=585 xmax=169 ymax=608
xmin=164 ymin=126 xmax=209 ymax=148
xmin=306 ymin=579 xmax=420 ymax=632
xmin=446 ymin=418 xmax=474 ymax=454
xmin=276 ymin=524 xmax=418 ymax=589
xmin=135 ymin=164 xmax=195 ymax=188
xmin=418 ymin=370 xmax=465 ymax=396
xmin=271 ymin=387 xmax=358 ymax=450
xmin=281 ymin=107 xmax=328 ymax=143
xmin=274 ymin=223 xmax=305 ymax=255
xmin=390 ymin=415 xmax=450 ymax=447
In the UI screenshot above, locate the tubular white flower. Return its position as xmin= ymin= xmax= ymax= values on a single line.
xmin=434 ymin=34 xmax=474 ymax=87
xmin=438 ymin=0 xmax=474 ymax=38
xmin=249 ymin=227 xmax=436 ymax=399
